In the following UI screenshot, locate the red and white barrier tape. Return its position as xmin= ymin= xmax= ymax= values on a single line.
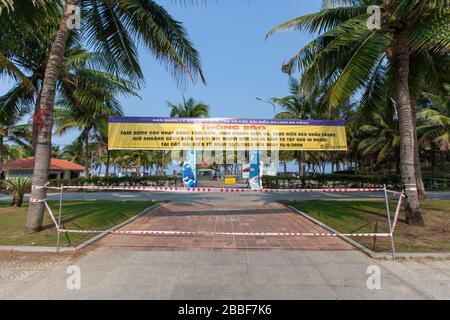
xmin=57 ymin=228 xmax=391 ymax=237
xmin=33 ymin=184 xmax=404 ymax=195
xmin=43 ymin=200 xmax=60 ymax=229
xmin=31 ymin=182 xmax=50 ymax=190
xmin=391 ymin=192 xmax=403 ymax=233
xmin=31 ymin=186 xmax=404 ymax=239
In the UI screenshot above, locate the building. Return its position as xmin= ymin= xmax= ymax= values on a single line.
xmin=2 ymin=157 xmax=85 ymax=180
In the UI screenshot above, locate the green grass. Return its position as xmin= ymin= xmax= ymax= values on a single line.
xmin=0 ymin=201 xmax=159 ymax=247
xmin=283 ymin=200 xmax=450 ymax=253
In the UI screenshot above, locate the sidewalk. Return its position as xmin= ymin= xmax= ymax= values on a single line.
xmin=1 ymin=250 xmax=449 ymax=299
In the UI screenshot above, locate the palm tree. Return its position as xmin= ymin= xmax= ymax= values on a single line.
xmin=1 ymin=144 xmax=27 ymax=162
xmin=62 ymin=139 xmax=84 ymax=165
xmin=167 ymin=97 xmax=209 ymax=117
xmin=0 ymin=103 xmax=32 ymax=178
xmin=271 ymin=78 xmax=341 ymax=176
xmin=0 ymin=124 xmax=32 ymax=175
xmin=0 ymin=2 xmax=66 ymax=150
xmin=417 ymin=88 xmax=450 ymax=169
xmin=358 ymin=111 xmax=400 ymax=172
xmin=1 ymin=1 xmax=207 ymax=232
xmin=267 ymin=0 xmax=449 ymax=226
xmin=54 ymin=65 xmax=135 ymax=177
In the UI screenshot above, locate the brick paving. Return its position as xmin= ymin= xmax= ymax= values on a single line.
xmin=97 ymin=202 xmax=353 ymax=251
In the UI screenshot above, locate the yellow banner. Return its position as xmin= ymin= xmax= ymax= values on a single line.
xmin=108 ymin=117 xmax=347 ymax=151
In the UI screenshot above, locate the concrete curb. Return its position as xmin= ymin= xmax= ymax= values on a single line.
xmin=0 ymin=246 xmax=75 ymax=253
xmin=284 ymin=204 xmax=450 ymax=260
xmin=0 ymin=202 xmax=164 ymax=253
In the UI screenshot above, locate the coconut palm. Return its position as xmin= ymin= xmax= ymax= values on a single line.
xmin=271 ymin=78 xmax=345 ymax=175
xmin=1 ymin=144 xmax=26 ymax=163
xmin=3 ymin=177 xmax=32 ymax=207
xmin=167 ymin=97 xmax=210 ymax=118
xmin=54 ymin=66 xmax=135 ymax=177
xmin=358 ymin=111 xmax=400 ymax=172
xmin=0 ymin=102 xmax=32 ymax=179
xmin=0 ymin=7 xmax=135 ymax=151
xmin=0 ymin=2 xmax=64 ymax=147
xmin=62 ymin=139 xmax=84 ymax=165
xmin=0 ymin=124 xmax=32 ymax=175
xmin=267 ymin=0 xmax=450 ymax=225
xmin=2 ymin=0 xmax=207 ymax=232
xmin=417 ymin=88 xmax=450 ymax=160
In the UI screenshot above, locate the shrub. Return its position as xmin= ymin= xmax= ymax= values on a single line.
xmin=48 ymin=175 xmax=181 ymax=188
xmin=3 ymin=177 xmax=32 ymax=207
xmin=262 ymin=174 xmax=403 ymax=189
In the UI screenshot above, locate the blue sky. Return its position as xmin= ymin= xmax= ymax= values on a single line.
xmin=0 ymin=0 xmax=321 ymax=147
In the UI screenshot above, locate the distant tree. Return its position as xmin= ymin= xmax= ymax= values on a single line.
xmin=168 ymin=97 xmax=209 ymax=118
xmin=417 ymin=88 xmax=450 ymax=171
xmin=358 ymin=112 xmax=400 ymax=172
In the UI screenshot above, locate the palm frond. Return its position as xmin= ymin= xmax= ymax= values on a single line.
xmin=326 ymin=31 xmax=391 ymax=107
xmin=267 ymin=5 xmax=368 ymax=38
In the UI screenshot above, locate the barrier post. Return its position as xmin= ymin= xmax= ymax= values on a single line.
xmin=383 ymin=184 xmax=396 ymax=260
xmin=56 ymin=184 xmax=64 ymax=253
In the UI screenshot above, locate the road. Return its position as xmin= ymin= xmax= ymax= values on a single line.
xmin=1 ymin=190 xmax=449 ymax=204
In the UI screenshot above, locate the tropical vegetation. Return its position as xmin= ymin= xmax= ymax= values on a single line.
xmin=267 ymin=0 xmax=450 ymax=225
xmin=0 ymin=0 xmax=449 ymax=234
xmin=0 ymin=0 xmax=206 ymax=232
xmin=3 ymin=177 xmax=32 ymax=207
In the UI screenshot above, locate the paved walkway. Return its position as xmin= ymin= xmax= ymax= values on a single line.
xmin=96 ymin=202 xmax=353 ymax=251
xmin=1 ymin=250 xmax=449 ymax=299
xmin=1 ymin=192 xmax=449 ymax=299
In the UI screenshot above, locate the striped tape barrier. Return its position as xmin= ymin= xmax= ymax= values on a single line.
xmin=32 ymin=186 xmax=404 ymax=239
xmin=32 ymin=184 xmax=404 ymax=196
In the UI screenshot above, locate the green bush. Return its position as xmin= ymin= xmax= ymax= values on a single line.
xmin=3 ymin=177 xmax=32 ymax=207
xmin=48 ymin=175 xmax=181 ymax=188
xmin=262 ymin=174 xmax=403 ymax=189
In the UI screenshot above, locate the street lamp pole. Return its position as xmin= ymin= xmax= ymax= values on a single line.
xmin=256 ymin=97 xmax=276 ymax=117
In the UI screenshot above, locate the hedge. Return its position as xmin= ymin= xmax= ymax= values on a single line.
xmin=48 ymin=175 xmax=182 ymax=188
xmin=50 ymin=174 xmax=403 ymax=189
xmin=262 ymin=174 xmax=403 ymax=189
xmin=2 ymin=173 xmax=448 ymax=191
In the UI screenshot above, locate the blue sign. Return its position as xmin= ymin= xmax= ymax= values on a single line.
xmin=248 ymin=150 xmax=261 ymax=189
xmin=182 ymin=150 xmax=197 ymax=188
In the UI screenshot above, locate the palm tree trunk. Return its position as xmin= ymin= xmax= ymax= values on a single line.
xmin=0 ymin=134 xmax=3 ymax=181
xmin=431 ymin=152 xmax=435 ymax=174
xmin=106 ymin=150 xmax=110 ymax=178
xmin=411 ymin=100 xmax=427 ymax=199
xmin=394 ymin=33 xmax=424 ymax=226
xmin=0 ymin=135 xmax=3 ymax=178
xmin=25 ymin=1 xmax=78 ymax=233
xmin=32 ymin=93 xmax=41 ymax=154
xmin=14 ymin=193 xmax=24 ymax=208
xmin=299 ymin=151 xmax=304 ymax=176
xmin=84 ymin=127 xmax=90 ymax=177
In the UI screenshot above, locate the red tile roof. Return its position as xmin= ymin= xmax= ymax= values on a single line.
xmin=3 ymin=157 xmax=85 ymax=171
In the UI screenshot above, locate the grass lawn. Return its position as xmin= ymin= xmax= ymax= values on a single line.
xmin=283 ymin=199 xmax=450 ymax=253
xmin=0 ymin=201 xmax=159 ymax=247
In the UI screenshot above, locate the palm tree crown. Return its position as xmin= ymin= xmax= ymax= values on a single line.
xmin=167 ymin=97 xmax=209 ymax=118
